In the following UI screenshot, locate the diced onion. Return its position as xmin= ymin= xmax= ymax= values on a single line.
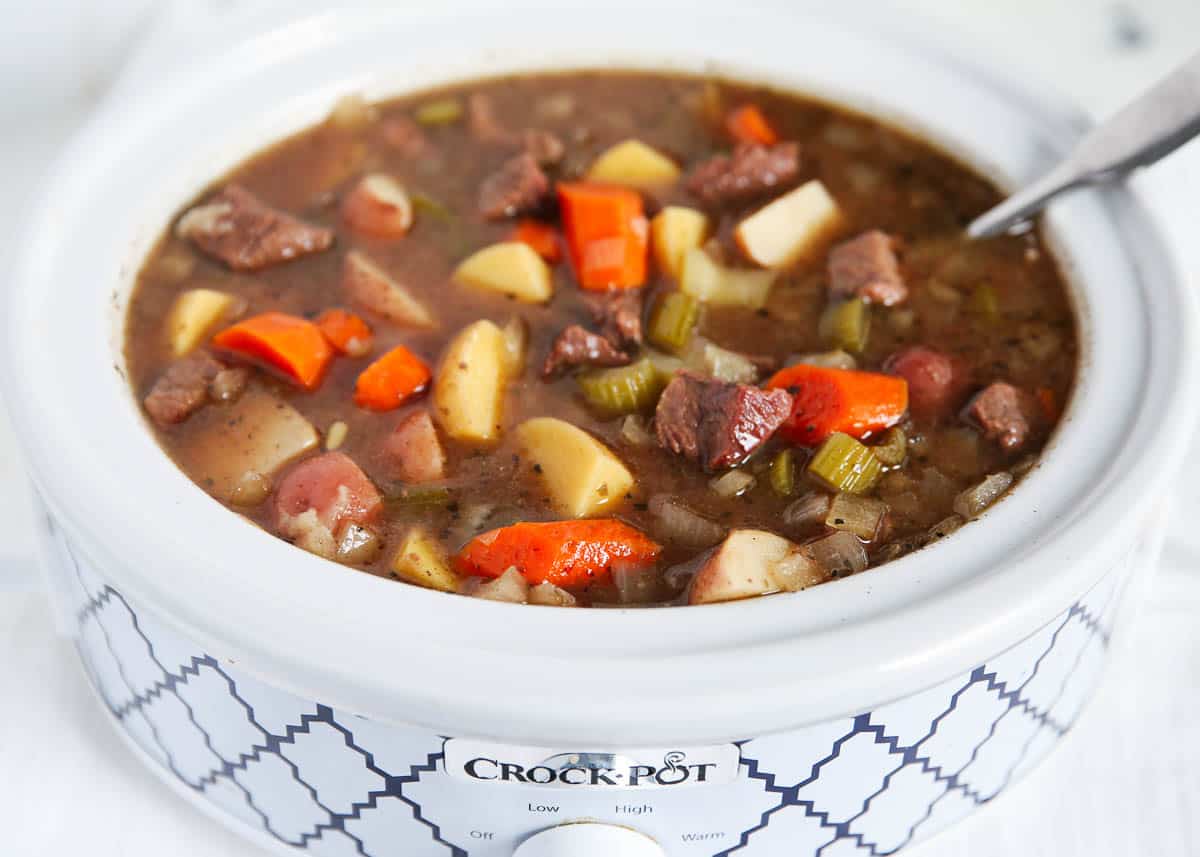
xmin=787 ymin=350 xmax=857 ymax=370
xmin=926 ymin=515 xmax=965 ymax=543
xmin=620 ymin=414 xmax=655 ymax=447
xmin=825 ymin=493 xmax=888 ymax=541
xmin=806 ymin=530 xmax=869 ymax=577
xmin=648 ymin=495 xmax=726 ymax=548
xmin=782 ymin=493 xmax=832 ymax=533
xmin=335 ymin=524 xmax=381 ymax=565
xmin=613 ymin=566 xmax=659 ymax=604
xmin=953 ymin=472 xmax=1013 ymax=520
xmin=529 ymin=582 xmax=578 ymax=607
xmin=324 ymin=421 xmax=349 ymax=451
xmin=465 ymin=567 xmax=529 ymax=603
xmin=709 ymin=470 xmax=756 ymax=498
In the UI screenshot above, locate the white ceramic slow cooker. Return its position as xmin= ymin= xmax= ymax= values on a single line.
xmin=4 ymin=4 xmax=1197 ymax=856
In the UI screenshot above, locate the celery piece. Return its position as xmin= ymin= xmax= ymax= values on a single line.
xmin=769 ymin=449 xmax=796 ymax=496
xmin=807 ymin=432 xmax=882 ymax=494
xmin=411 ymin=191 xmax=454 ymax=222
xmin=703 ymin=343 xmax=758 ymax=383
xmin=577 ymin=358 xmax=665 ymax=416
xmin=825 ymin=493 xmax=888 ymax=540
xmin=969 ymin=283 xmax=1000 ymax=321
xmin=872 ymin=427 xmax=907 ymax=466
xmin=385 ymin=485 xmax=453 ymax=511
xmin=415 ymin=98 xmax=463 ymax=126
xmin=819 ymin=299 xmax=870 ymax=353
xmin=648 ymin=291 xmax=700 ymax=354
xmin=680 ymin=248 xmax=775 ymax=308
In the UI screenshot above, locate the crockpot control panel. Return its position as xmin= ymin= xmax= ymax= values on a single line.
xmin=513 ymin=823 xmax=665 ymax=857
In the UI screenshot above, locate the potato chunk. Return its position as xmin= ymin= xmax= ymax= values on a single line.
xmin=343 ymin=250 xmax=435 ymax=327
xmin=165 ymin=288 xmax=238 ymax=357
xmin=651 ymin=206 xmax=708 ymax=279
xmin=517 ymin=417 xmax=634 ymax=517
xmin=392 ymin=528 xmax=459 ymax=592
xmin=453 ymin=242 xmax=553 ymax=303
xmin=680 ymin=248 xmax=775 ymax=308
xmin=179 ymin=390 xmax=319 ymax=502
xmin=688 ymin=529 xmax=827 ymax=605
xmin=587 ymin=139 xmax=682 ymax=189
xmin=734 ymin=180 xmax=844 ymax=269
xmin=433 ymin=320 xmax=508 ymax=443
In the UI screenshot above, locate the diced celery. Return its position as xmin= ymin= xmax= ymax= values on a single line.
xmin=703 ymin=343 xmax=758 ymax=383
xmin=680 ymin=248 xmax=775 ymax=308
xmin=819 ymin=299 xmax=870 ymax=353
xmin=411 ymin=191 xmax=454 ymax=222
xmin=769 ymin=449 xmax=796 ymax=496
xmin=648 ymin=291 xmax=700 ymax=353
xmin=969 ymin=283 xmax=1000 ymax=321
xmin=415 ymin=98 xmax=463 ymax=125
xmin=807 ymin=432 xmax=882 ymax=494
xmin=825 ymin=493 xmax=888 ymax=540
xmin=577 ymin=358 xmax=665 ymax=415
xmin=385 ymin=485 xmax=453 ymax=511
xmin=872 ymin=427 xmax=907 ymax=466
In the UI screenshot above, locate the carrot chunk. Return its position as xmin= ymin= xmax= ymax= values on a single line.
xmin=766 ymin=364 xmax=908 ymax=446
xmin=557 ymin=182 xmax=649 ymax=290
xmin=354 ymin=344 xmax=432 ymax=411
xmin=510 ymin=219 xmax=563 ymax=263
xmin=212 ymin=312 xmax=333 ymax=390
xmin=455 ymin=520 xmax=661 ymax=589
xmin=316 ymin=309 xmax=374 ymax=357
xmin=726 ymin=105 xmax=779 ymax=146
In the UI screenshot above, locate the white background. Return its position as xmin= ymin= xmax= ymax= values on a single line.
xmin=2 ymin=1 xmax=1200 ymax=855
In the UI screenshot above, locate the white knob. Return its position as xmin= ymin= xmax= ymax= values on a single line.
xmin=513 ymin=823 xmax=665 ymax=857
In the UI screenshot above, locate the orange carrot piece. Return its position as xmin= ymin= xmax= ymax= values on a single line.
xmin=316 ymin=308 xmax=374 ymax=358
xmin=1036 ymin=387 xmax=1058 ymax=422
xmin=454 ymin=520 xmax=661 ymax=589
xmin=726 ymin=105 xmax=779 ymax=146
xmin=510 ymin=219 xmax=563 ymax=263
xmin=557 ymin=182 xmax=649 ymax=290
xmin=766 ymin=364 xmax=908 ymax=446
xmin=354 ymin=344 xmax=432 ymax=411
xmin=212 ymin=312 xmax=333 ymax=391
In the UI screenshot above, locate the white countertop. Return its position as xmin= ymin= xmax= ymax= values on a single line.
xmin=2 ymin=2 xmax=1200 ymax=855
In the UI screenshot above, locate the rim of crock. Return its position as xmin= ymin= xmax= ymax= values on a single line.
xmin=4 ymin=2 xmax=1197 ymax=745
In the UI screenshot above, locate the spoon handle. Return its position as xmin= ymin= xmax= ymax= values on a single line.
xmin=968 ymin=51 xmax=1200 ymax=238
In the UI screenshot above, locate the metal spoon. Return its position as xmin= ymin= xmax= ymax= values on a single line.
xmin=968 ymin=51 xmax=1200 ymax=239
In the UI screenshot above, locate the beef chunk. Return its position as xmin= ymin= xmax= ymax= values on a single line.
xmin=176 ymin=185 xmax=334 ymax=272
xmin=143 ymin=351 xmax=225 ymax=427
xmin=686 ymin=142 xmax=800 ymax=207
xmin=965 ymin=382 xmax=1031 ymax=451
xmin=828 ymin=230 xmax=908 ymax=305
xmin=655 ymin=372 xmax=793 ymax=470
xmin=380 ymin=115 xmax=430 ymax=158
xmin=584 ymin=289 xmax=644 ymax=348
xmin=524 ymin=129 xmax=566 ymax=166
xmin=884 ymin=346 xmax=965 ymax=416
xmin=478 ymin=153 xmax=551 ymax=219
xmin=381 ymin=411 xmax=446 ymax=484
xmin=542 ymin=325 xmax=633 ymax=378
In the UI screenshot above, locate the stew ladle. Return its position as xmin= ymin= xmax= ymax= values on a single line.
xmin=967 ymin=51 xmax=1200 ymax=239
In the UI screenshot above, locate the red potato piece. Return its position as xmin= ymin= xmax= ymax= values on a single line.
xmin=274 ymin=452 xmax=382 ymax=559
xmin=884 ymin=346 xmax=967 ymax=417
xmin=341 ymin=174 xmax=414 ymax=239
xmin=828 ymin=230 xmax=908 ymax=306
xmin=381 ymin=411 xmax=446 ymax=484
xmin=342 ymin=250 xmax=435 ymax=327
xmin=176 ymin=185 xmax=334 ymax=271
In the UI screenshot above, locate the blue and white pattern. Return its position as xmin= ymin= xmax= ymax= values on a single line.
xmin=58 ymin=526 xmax=1123 ymax=857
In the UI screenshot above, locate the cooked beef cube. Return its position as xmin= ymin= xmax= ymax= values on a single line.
xmin=524 ymin=129 xmax=566 ymax=166
xmin=479 ymin=153 xmax=551 ymax=219
xmin=585 ymin=289 xmax=644 ymax=348
xmin=655 ymin=372 xmax=793 ymax=470
xmin=542 ymin=325 xmax=633 ymax=378
xmin=209 ymin=367 xmax=250 ymax=403
xmin=381 ymin=411 xmax=446 ymax=484
xmin=143 ymin=351 xmax=225 ymax=426
xmin=884 ymin=346 xmax=965 ymax=416
xmin=380 ymin=115 xmax=430 ymax=158
xmin=828 ymin=230 xmax=908 ymax=305
xmin=467 ymin=92 xmax=515 ymax=143
xmin=176 ymin=185 xmax=334 ymax=272
xmin=965 ymin=382 xmax=1031 ymax=450
xmin=686 ymin=142 xmax=800 ymax=207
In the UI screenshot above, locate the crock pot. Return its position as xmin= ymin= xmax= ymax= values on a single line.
xmin=4 ymin=4 xmax=1197 ymax=856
